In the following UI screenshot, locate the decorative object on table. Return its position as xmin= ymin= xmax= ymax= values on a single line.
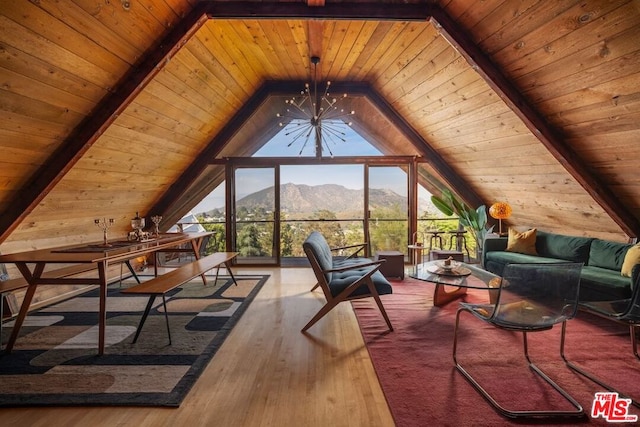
xmin=489 ymin=202 xmax=512 ymax=236
xmin=151 ymin=215 xmax=162 ymax=237
xmin=426 ymin=261 xmax=471 ymax=277
xmin=94 ymin=217 xmax=115 ymax=247
xmin=429 ymin=249 xmax=464 ymax=263
xmin=431 ymin=189 xmax=493 ymax=259
xmin=129 ymin=211 xmax=152 ymax=242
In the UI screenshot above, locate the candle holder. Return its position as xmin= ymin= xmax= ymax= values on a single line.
xmin=94 ymin=218 xmax=115 ymax=247
xmin=151 ymin=215 xmax=162 ymax=237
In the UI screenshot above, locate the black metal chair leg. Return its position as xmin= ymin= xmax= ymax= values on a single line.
xmin=162 ymin=295 xmax=171 ymax=345
xmin=226 ymin=262 xmax=239 ymax=286
xmin=132 ymin=295 xmax=156 ymax=343
xmin=125 ymin=261 xmax=141 ymax=284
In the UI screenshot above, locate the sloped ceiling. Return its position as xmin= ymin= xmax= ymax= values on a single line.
xmin=1 ymin=0 xmax=640 ymax=254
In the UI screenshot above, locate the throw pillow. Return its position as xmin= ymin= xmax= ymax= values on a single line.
xmin=506 ymin=228 xmax=537 ymax=255
xmin=621 ymin=244 xmax=640 ymax=277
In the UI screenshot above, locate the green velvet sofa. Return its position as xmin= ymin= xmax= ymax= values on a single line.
xmin=483 ymin=230 xmax=640 ymax=302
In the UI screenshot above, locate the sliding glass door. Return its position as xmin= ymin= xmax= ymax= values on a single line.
xmin=367 ymin=165 xmax=409 ymax=257
xmin=232 ymin=167 xmax=278 ymax=265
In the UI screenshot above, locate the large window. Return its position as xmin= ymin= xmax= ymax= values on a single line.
xmin=232 ymin=167 xmax=277 ymax=264
xmin=279 ymin=165 xmax=365 ymax=259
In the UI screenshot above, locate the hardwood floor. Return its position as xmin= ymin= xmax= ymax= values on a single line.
xmin=0 ymin=267 xmax=395 ymax=426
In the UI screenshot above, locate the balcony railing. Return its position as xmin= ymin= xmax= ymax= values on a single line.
xmin=175 ymin=217 xmax=478 ymax=261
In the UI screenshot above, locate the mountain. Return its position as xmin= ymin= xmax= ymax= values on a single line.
xmin=200 ymin=183 xmax=439 ymax=217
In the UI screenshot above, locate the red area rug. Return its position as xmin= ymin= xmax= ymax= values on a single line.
xmin=352 ymin=278 xmax=640 ymax=426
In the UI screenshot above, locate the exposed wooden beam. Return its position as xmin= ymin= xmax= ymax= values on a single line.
xmin=0 ymin=3 xmax=211 ymax=243
xmin=308 ymin=20 xmax=324 ymax=76
xmin=430 ymin=5 xmax=640 ymax=238
xmin=204 ymin=2 xmax=431 ymax=21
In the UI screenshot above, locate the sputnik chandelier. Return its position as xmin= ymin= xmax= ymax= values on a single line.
xmin=276 ymin=56 xmax=355 ymax=157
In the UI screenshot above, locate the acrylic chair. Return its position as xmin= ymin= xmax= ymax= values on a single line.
xmin=561 ymin=264 xmax=640 ymax=407
xmin=453 ymin=262 xmax=585 ymax=419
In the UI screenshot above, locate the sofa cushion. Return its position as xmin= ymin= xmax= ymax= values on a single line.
xmin=621 ymin=244 xmax=640 ymax=277
xmin=535 ymin=231 xmax=593 ymax=263
xmin=303 ymin=231 xmax=334 ymax=282
xmin=588 ymin=239 xmax=632 ymax=271
xmin=484 ymin=251 xmax=565 ymax=276
xmin=506 ymin=228 xmax=537 ymax=255
xmin=579 ymin=266 xmax=632 ymax=300
xmin=329 ymin=268 xmax=392 ymax=298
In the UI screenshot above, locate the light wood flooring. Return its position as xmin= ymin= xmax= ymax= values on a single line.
xmin=0 ymin=267 xmax=395 ymax=427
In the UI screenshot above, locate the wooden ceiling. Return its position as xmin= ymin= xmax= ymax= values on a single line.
xmin=1 ymin=0 xmax=640 ymax=253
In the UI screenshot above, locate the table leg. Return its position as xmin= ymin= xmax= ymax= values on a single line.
xmin=97 ymin=261 xmax=107 ymax=356
xmin=433 ymin=284 xmax=468 ymax=307
xmin=4 ymin=262 xmax=44 ymax=353
xmin=4 ymin=283 xmax=37 ymax=353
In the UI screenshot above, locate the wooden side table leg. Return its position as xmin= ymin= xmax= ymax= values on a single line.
xmin=433 ymin=284 xmax=468 ymax=307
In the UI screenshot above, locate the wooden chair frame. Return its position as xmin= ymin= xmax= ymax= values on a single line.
xmin=303 ymin=243 xmax=392 ymax=333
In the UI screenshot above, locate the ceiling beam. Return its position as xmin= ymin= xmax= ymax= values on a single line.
xmin=0 ymin=3 xmax=211 ymax=243
xmin=430 ymin=5 xmax=640 ymax=238
xmin=204 ymin=2 xmax=431 ymax=21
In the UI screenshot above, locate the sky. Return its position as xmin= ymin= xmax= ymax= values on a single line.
xmin=191 ymin=124 xmax=431 ymax=214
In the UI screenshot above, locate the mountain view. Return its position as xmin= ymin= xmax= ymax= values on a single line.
xmin=199 ymin=183 xmax=438 ymax=218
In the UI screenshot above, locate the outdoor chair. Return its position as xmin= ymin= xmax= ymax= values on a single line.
xmin=561 ymin=264 xmax=640 ymax=407
xmin=453 ymin=262 xmax=585 ymax=419
xmin=302 ymin=231 xmax=393 ymax=332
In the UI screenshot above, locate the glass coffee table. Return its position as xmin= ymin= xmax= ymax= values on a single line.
xmin=409 ymin=260 xmax=500 ymax=307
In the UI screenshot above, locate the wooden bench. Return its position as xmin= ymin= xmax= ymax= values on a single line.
xmin=120 ymin=252 xmax=239 ymax=344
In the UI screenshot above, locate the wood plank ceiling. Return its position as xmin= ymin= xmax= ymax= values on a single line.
xmin=1 ymin=0 xmax=640 ymax=255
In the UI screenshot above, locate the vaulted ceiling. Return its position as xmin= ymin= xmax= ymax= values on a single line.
xmin=1 ymin=0 xmax=640 ymax=254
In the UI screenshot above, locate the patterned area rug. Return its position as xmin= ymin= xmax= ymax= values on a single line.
xmin=0 ymin=274 xmax=268 ymax=407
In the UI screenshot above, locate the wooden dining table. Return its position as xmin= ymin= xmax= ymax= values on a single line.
xmin=0 ymin=232 xmax=214 ymax=355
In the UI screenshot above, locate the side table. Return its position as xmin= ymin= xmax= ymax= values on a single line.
xmin=375 ymin=251 xmax=405 ymax=279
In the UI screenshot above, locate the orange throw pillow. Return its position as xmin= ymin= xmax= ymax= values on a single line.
xmin=506 ymin=228 xmax=537 ymax=255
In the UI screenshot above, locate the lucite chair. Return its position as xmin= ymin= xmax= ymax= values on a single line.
xmin=561 ymin=264 xmax=640 ymax=407
xmin=453 ymin=262 xmax=585 ymax=419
